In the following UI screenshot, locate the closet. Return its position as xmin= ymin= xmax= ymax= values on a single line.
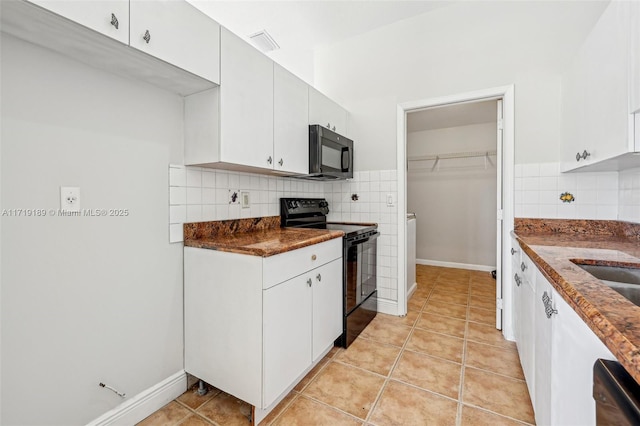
xmin=406 ymin=100 xmax=498 ymax=271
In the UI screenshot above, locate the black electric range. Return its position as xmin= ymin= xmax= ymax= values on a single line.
xmin=280 ymin=198 xmax=379 ymax=347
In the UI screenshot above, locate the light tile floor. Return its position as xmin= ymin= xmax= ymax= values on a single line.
xmin=138 ymin=265 xmax=535 ymax=426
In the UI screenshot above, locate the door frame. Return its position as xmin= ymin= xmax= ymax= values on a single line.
xmin=395 ymin=85 xmax=515 ymax=340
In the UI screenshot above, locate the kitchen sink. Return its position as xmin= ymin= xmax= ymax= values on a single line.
xmin=574 ymin=263 xmax=640 ymax=307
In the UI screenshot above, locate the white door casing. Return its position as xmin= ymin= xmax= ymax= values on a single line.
xmin=397 ymin=85 xmax=515 ymax=339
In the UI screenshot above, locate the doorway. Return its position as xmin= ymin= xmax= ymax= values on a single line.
xmin=395 ymin=86 xmax=515 ymax=339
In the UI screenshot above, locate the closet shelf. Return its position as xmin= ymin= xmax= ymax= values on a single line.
xmin=407 ymin=150 xmax=497 ymax=172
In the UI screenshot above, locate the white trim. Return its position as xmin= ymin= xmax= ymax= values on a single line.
xmin=87 ymin=371 xmax=187 ymax=426
xmin=407 ymin=282 xmax=417 ymax=301
xmin=416 ymin=258 xmax=496 ymax=273
xmin=396 ymin=84 xmax=515 ymax=341
xmin=376 ymin=298 xmax=399 ymax=315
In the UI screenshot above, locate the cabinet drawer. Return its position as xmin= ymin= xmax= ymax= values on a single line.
xmin=263 ymin=238 xmax=342 ymax=289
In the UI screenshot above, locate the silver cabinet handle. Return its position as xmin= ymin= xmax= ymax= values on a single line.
xmin=311 ymin=254 xmax=317 ymax=261
xmin=576 ymin=150 xmax=591 ymax=162
xmin=278 ymin=158 xmax=283 ymax=167
xmin=326 ymin=122 xmax=331 ymax=129
xmin=521 ymin=262 xmax=527 ymax=272
xmin=542 ymin=291 xmax=557 ymax=318
xmin=143 ymin=30 xmax=151 ymax=44
xmin=110 ymin=13 xmax=119 ymax=29
xmin=514 ymin=273 xmax=521 ymax=287
xmin=267 ymin=156 xmax=273 ymax=165
xmin=307 ymin=278 xmax=312 ymax=287
xmin=511 ymin=247 xmax=516 ymax=255
xmin=332 ymin=126 xmax=336 ymax=131
xmin=316 ymin=273 xmax=321 ymax=282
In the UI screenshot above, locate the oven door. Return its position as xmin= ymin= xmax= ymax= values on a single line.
xmin=345 ymin=232 xmax=379 ymax=314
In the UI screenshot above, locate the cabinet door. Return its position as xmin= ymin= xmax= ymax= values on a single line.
xmin=520 ymin=276 xmax=536 ymax=405
xmin=630 ymin=1 xmax=640 ymax=114
xmin=263 ymin=275 xmax=312 ymax=408
xmin=309 ymin=87 xmax=348 ymax=136
xmin=274 ymin=64 xmax=309 ymax=175
xmin=533 ymin=271 xmax=553 ymax=426
xmin=220 ymin=28 xmax=274 ymax=170
xmin=129 ymin=0 xmax=220 ymax=84
xmin=561 ymin=1 xmax=631 ymax=171
xmin=29 ymin=0 xmax=129 ymax=44
xmin=312 ymin=258 xmax=343 ymax=361
xmin=550 ymin=285 xmax=615 ymax=426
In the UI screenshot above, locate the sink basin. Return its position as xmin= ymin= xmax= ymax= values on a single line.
xmin=575 ymin=264 xmax=640 ymax=307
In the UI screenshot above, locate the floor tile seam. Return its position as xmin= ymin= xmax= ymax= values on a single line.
xmin=464 ymin=336 xmax=516 ymax=351
xmin=462 ymin=364 xmax=527 ymax=383
xmin=466 ymin=318 xmax=496 ymax=327
xmin=399 ymin=347 xmax=463 ymax=367
xmin=363 ymin=311 xmax=422 ymax=424
xmin=293 ymin=357 xmax=334 ymax=393
xmin=460 ymin=402 xmax=535 ymax=425
xmin=416 ymin=310 xmax=467 ymax=323
xmin=409 ymin=326 xmax=466 ymax=343
xmin=258 ymin=391 xmax=301 ymax=426
xmin=169 ymin=399 xmax=219 ymax=426
xmin=465 ymin=338 xmax=520 ymax=354
xmin=296 ymin=392 xmax=370 ymax=423
xmin=455 ymin=278 xmax=472 ymax=426
xmin=356 ymin=334 xmax=405 ymax=349
xmin=384 ymin=377 xmax=463 ymax=405
xmin=330 ymin=358 xmax=391 ymax=380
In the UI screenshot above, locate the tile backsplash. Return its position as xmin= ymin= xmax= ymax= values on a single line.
xmin=619 ymin=167 xmax=640 ymax=222
xmin=515 ymin=162 xmax=620 ymax=220
xmin=169 ymin=166 xmax=399 ymax=302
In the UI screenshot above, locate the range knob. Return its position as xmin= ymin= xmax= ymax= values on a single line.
xmin=319 ymin=201 xmax=328 ymax=208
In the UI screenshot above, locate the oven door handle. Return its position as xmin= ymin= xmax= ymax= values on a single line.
xmin=347 ymin=231 xmax=379 ymax=246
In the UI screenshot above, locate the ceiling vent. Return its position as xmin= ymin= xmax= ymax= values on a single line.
xmin=249 ymin=29 xmax=280 ymax=53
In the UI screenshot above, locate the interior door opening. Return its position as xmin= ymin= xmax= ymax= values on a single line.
xmin=397 ymin=86 xmax=514 ymax=336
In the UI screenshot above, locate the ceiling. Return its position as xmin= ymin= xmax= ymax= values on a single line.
xmin=407 ymin=100 xmax=498 ymax=133
xmin=188 ymin=0 xmax=452 ymax=83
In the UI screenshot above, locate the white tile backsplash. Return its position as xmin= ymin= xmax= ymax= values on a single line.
xmin=514 ymin=162 xmax=621 ymax=220
xmin=619 ymin=167 xmax=640 ymax=222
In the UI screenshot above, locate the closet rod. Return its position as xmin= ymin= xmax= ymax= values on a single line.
xmin=407 ymin=150 xmax=497 ymax=162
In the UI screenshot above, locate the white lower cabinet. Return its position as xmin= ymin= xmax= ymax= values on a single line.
xmin=549 ymin=279 xmax=616 ymax=426
xmin=512 ymin=244 xmax=536 ymax=406
xmin=513 ymin=247 xmax=616 ymax=426
xmin=184 ymin=238 xmax=343 ymax=418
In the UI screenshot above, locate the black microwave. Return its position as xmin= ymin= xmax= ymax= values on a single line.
xmin=307 ymin=124 xmax=353 ymax=180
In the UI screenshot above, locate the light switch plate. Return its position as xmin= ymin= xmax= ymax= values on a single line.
xmin=241 ymin=191 xmax=250 ymax=209
xmin=60 ymin=186 xmax=81 ymax=211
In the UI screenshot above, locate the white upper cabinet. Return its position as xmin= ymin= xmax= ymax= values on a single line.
xmin=129 ymin=0 xmax=220 ymax=84
xmin=630 ymin=1 xmax=640 ymax=114
xmin=30 ymin=0 xmax=129 ymax=44
xmin=219 ymin=27 xmax=274 ymax=170
xmin=2 ymin=0 xmax=219 ymax=95
xmin=273 ymin=64 xmax=309 ymax=175
xmin=309 ymin=87 xmax=348 ymax=136
xmin=561 ymin=0 xmax=636 ymax=171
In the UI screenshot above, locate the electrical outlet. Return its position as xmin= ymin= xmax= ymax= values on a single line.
xmin=229 ymin=190 xmax=240 ymax=205
xmin=60 ymin=186 xmax=81 ymax=211
xmin=386 ymin=193 xmax=394 ymax=207
xmin=241 ymin=191 xmax=250 ymax=209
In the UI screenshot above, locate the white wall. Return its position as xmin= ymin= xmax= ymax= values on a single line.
xmin=407 ymin=122 xmax=497 ymax=267
xmin=314 ymin=1 xmax=607 ymax=170
xmin=1 ymin=35 xmax=184 ymax=425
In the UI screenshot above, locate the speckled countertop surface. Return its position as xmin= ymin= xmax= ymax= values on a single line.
xmin=514 ymin=219 xmax=640 ymax=384
xmin=183 ymin=216 xmax=344 ymax=257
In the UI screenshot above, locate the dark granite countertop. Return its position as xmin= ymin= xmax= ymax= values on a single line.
xmin=514 ymin=219 xmax=640 ymax=384
xmin=183 ymin=216 xmax=344 ymax=257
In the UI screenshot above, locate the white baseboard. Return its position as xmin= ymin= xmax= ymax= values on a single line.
xmin=416 ymin=259 xmax=495 ymax=272
xmin=377 ymin=297 xmax=399 ymax=315
xmin=87 ymin=370 xmax=187 ymax=426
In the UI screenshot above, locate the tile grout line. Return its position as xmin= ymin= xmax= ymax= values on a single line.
xmin=363 ymin=273 xmax=438 ymax=424
xmin=455 ymin=275 xmax=472 ymax=426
